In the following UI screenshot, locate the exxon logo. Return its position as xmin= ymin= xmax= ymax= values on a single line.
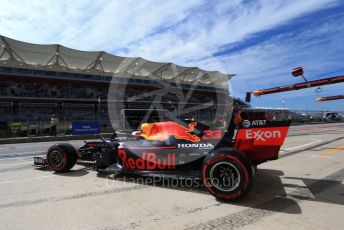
xmin=245 ymin=130 xmax=281 ymax=141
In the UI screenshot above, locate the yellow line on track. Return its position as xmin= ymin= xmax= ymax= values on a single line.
xmin=320 ymin=145 xmax=344 ymax=157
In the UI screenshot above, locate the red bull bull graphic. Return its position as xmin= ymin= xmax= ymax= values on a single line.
xmin=133 ymin=121 xmax=201 ymax=142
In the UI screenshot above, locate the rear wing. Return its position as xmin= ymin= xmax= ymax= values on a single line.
xmin=234 ymin=119 xmax=291 ymax=163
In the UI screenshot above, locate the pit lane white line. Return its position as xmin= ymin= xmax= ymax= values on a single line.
xmin=0 ymin=151 xmax=44 ymax=161
xmin=280 ymin=139 xmax=323 ymax=152
xmin=0 ymin=151 xmax=44 ymax=157
xmin=0 ymin=155 xmax=44 ymax=161
xmin=0 ymin=175 xmax=56 ymax=184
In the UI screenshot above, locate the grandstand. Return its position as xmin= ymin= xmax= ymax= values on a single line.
xmin=0 ymin=35 xmax=233 ymax=137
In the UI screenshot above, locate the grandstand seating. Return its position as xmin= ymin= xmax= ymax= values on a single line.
xmin=0 ymin=35 xmax=233 ymax=136
xmin=0 ymin=76 xmax=223 ymax=124
xmin=0 ymin=80 xmax=107 ymax=99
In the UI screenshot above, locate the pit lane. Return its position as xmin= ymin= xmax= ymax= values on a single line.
xmin=0 ymin=123 xmax=343 ymax=230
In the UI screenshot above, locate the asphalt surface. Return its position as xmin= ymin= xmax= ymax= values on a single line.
xmin=0 ymin=123 xmax=343 ymax=230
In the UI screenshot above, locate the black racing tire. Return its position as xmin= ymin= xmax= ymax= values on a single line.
xmin=202 ymin=150 xmax=253 ymax=201
xmin=46 ymin=143 xmax=77 ymax=172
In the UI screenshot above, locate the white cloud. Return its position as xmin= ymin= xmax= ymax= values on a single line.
xmin=114 ymin=0 xmax=339 ymax=63
xmin=0 ymin=0 xmax=339 ymax=58
xmin=0 ymin=0 xmax=203 ymax=50
xmin=0 ymin=0 xmax=343 ymax=109
xmin=215 ymin=16 xmax=344 ymax=102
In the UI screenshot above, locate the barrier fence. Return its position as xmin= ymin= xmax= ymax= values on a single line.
xmin=262 ymin=109 xmax=344 ymax=123
xmin=0 ymin=102 xmax=343 ymax=138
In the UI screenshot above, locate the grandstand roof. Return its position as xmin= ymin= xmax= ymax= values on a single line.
xmin=0 ymin=35 xmax=234 ymax=86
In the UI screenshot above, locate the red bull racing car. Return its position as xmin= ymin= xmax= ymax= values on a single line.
xmin=34 ymin=111 xmax=290 ymax=201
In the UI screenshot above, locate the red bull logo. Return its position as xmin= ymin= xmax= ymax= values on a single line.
xmin=118 ymin=150 xmax=176 ymax=170
xmin=133 ymin=121 xmax=200 ymax=142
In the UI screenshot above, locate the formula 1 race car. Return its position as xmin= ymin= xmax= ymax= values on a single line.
xmin=34 ymin=111 xmax=290 ymax=201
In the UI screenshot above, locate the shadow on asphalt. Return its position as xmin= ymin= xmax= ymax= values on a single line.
xmin=96 ymin=167 xmax=344 ymax=215
xmin=53 ymin=168 xmax=89 ymax=177
xmin=37 ymin=161 xmax=93 ymax=177
xmin=37 ymin=162 xmax=344 ymax=215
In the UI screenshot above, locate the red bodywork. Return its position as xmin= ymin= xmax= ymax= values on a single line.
xmin=234 ymin=126 xmax=289 ymax=161
xmin=233 ymin=110 xmax=290 ymax=161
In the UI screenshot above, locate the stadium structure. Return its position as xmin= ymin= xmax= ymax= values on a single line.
xmin=0 ymin=35 xmax=234 ymax=137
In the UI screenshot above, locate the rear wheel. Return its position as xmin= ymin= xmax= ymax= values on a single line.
xmin=46 ymin=143 xmax=77 ymax=172
xmin=202 ymin=151 xmax=253 ymax=201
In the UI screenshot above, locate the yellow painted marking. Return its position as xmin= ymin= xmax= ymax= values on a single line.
xmin=320 ymin=145 xmax=344 ymax=157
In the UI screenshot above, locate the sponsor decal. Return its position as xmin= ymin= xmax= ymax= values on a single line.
xmin=72 ymin=121 xmax=100 ymax=135
xmin=133 ymin=121 xmax=200 ymax=142
xmin=8 ymin=121 xmax=22 ymax=136
xmin=251 ymin=120 xmax=267 ymax=126
xmin=242 ymin=120 xmax=251 ymax=128
xmin=242 ymin=120 xmax=267 ymax=128
xmin=177 ymin=143 xmax=214 ymax=149
xmin=245 ymin=130 xmax=281 ymax=141
xmin=235 ymin=126 xmax=289 ymax=146
xmin=118 ymin=149 xmax=176 ymax=170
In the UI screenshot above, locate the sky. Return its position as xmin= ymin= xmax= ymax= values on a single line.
xmin=0 ymin=0 xmax=344 ymax=111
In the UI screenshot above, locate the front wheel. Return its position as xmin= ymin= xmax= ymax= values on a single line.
xmin=46 ymin=143 xmax=77 ymax=172
xmin=202 ymin=150 xmax=253 ymax=201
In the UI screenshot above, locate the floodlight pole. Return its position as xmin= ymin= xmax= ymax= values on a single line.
xmin=252 ymin=74 xmax=344 ymax=96
xmin=245 ymin=67 xmax=344 ymax=103
xmin=316 ymin=94 xmax=344 ymax=102
xmin=98 ymin=97 xmax=101 ymax=124
xmin=300 ymin=75 xmax=308 ymax=83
